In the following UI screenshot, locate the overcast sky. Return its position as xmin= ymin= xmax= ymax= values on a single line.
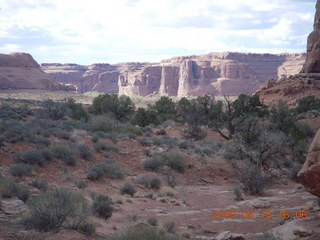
xmin=0 ymin=0 xmax=316 ymax=64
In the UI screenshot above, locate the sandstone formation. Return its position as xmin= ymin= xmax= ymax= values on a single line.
xmin=300 ymin=0 xmax=320 ymax=73
xmin=298 ymin=129 xmax=320 ymax=197
xmin=255 ymin=0 xmax=320 ymax=105
xmin=42 ymin=52 xmax=305 ymax=96
xmin=0 ymin=52 xmax=74 ymax=91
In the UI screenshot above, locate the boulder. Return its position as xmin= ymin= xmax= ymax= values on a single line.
xmin=216 ymin=231 xmax=244 ymax=240
xmin=298 ymin=129 xmax=320 ymax=197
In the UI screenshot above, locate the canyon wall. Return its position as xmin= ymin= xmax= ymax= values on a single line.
xmin=42 ymin=52 xmax=305 ymax=96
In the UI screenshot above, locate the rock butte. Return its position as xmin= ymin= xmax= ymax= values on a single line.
xmin=41 ymin=52 xmax=305 ymax=96
xmin=0 ymin=52 xmax=74 ymax=91
xmin=256 ymin=0 xmax=320 ymax=105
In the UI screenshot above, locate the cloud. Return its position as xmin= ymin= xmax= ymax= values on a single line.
xmin=0 ymin=43 xmax=21 ymax=52
xmin=0 ymin=0 xmax=315 ymax=64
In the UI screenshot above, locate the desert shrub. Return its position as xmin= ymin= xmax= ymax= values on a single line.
xmin=24 ymin=188 xmax=90 ymax=232
xmin=0 ymin=177 xmax=30 ymax=202
xmin=4 ymin=121 xmax=26 ymax=143
xmin=147 ymin=217 xmax=158 ymax=226
xmin=289 ymin=163 xmax=303 ymax=180
xmin=107 ymin=225 xmax=180 ymax=240
xmin=160 ymin=137 xmax=179 ymax=148
xmin=182 ymin=125 xmax=207 ymax=141
xmin=295 ymin=95 xmax=320 ymax=113
xmin=53 ymin=128 xmax=71 ymax=140
xmin=40 ymin=99 xmax=68 ymax=120
xmin=93 ymin=140 xmax=107 ymax=153
xmin=41 ymin=148 xmax=53 ymax=161
xmin=257 ymin=233 xmax=282 ymax=240
xmin=90 ymin=117 xmax=117 ymax=133
xmin=317 ymin=198 xmax=320 ymax=207
xmin=163 ymin=221 xmax=176 ymax=234
xmin=75 ymin=180 xmax=87 ymax=189
xmin=51 ymin=145 xmax=76 ymax=166
xmin=28 ymin=135 xmax=51 ymax=147
xmin=78 ymin=143 xmax=93 ymax=161
xmin=87 ymin=163 xmax=108 ymax=180
xmin=10 ymin=163 xmax=34 ymax=177
xmin=69 ymin=101 xmax=90 ymax=122
xmin=78 ymin=222 xmax=95 ymax=235
xmin=159 ymin=151 xmax=186 ymax=173
xmin=237 ymin=164 xmax=270 ymax=195
xmin=164 ymin=168 xmax=177 ymax=188
xmin=104 ymin=143 xmax=120 ymax=153
xmin=136 ymin=174 xmax=161 ymax=189
xmin=156 ymin=129 xmax=166 ymax=135
xmin=143 ymin=158 xmax=163 ymax=172
xmin=233 ymin=185 xmax=244 ymax=201
xmin=223 ymin=141 xmax=241 ymax=160
xmin=104 ymin=161 xmax=125 ymax=179
xmin=120 ymin=182 xmax=136 ymax=196
xmin=31 ymin=179 xmax=48 ymax=192
xmin=16 ymin=184 xmax=31 ymax=202
xmin=138 ymin=137 xmax=153 ymax=146
xmin=15 ymin=149 xmax=46 ymax=166
xmin=117 ymin=126 xmax=143 ymax=136
xmin=92 ymin=195 xmax=113 ymax=219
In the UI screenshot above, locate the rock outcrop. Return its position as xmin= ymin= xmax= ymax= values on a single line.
xmin=255 ymin=0 xmax=320 ymax=105
xmin=300 ymin=0 xmax=320 ymax=73
xmin=298 ymin=129 xmax=320 ymax=197
xmin=43 ymin=52 xmax=304 ymax=96
xmin=0 ymin=52 xmax=74 ymax=91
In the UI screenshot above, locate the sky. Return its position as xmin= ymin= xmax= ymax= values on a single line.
xmin=0 ymin=0 xmax=316 ymax=65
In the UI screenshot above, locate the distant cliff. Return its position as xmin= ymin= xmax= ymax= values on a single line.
xmin=0 ymin=52 xmax=74 ymax=91
xmin=42 ymin=52 xmax=305 ymax=96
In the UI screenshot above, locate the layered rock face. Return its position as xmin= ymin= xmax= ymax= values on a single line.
xmin=300 ymin=0 xmax=320 ymax=73
xmin=298 ymin=129 xmax=320 ymax=197
xmin=43 ymin=52 xmax=305 ymax=96
xmin=0 ymin=52 xmax=73 ymax=91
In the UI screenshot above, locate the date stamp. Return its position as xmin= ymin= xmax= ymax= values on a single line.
xmin=212 ymin=210 xmax=309 ymax=220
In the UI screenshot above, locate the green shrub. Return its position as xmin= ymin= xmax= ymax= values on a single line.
xmin=15 ymin=184 xmax=30 ymax=202
xmin=131 ymin=107 xmax=160 ymax=127
xmin=51 ymin=145 xmax=76 ymax=166
xmin=92 ymin=195 xmax=113 ymax=219
xmin=15 ymin=149 xmax=46 ymax=166
xmin=78 ymin=143 xmax=93 ymax=161
xmin=156 ymin=129 xmax=166 ymax=135
xmin=31 ymin=179 xmax=48 ymax=192
xmin=10 ymin=163 xmax=34 ymax=177
xmin=296 ymin=95 xmax=320 ymax=113
xmin=91 ymin=94 xmax=135 ymax=121
xmin=120 ymin=182 xmax=136 ymax=196
xmin=136 ymin=174 xmax=161 ymax=189
xmin=24 ymin=188 xmax=90 ymax=232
